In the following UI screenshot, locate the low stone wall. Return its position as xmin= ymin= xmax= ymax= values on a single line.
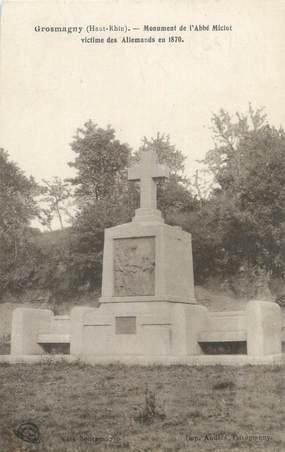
xmin=8 ymin=300 xmax=283 ymax=361
xmin=199 ymin=311 xmax=246 ymax=342
xmin=207 ymin=311 xmax=246 ymax=333
xmin=0 ymin=292 xmax=100 ymax=340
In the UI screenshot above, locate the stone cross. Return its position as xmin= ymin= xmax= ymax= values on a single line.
xmin=128 ymin=150 xmax=169 ymax=211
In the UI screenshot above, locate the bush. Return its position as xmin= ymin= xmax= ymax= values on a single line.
xmin=135 ymin=388 xmax=165 ymax=424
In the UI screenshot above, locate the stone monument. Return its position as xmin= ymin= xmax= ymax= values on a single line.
xmin=10 ymin=147 xmax=283 ymax=364
xmin=80 ymin=148 xmax=206 ymax=357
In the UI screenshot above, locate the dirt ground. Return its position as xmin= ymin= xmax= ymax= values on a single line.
xmin=0 ymin=361 xmax=284 ymax=452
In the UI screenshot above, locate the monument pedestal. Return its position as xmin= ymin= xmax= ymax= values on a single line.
xmin=77 ymin=216 xmax=207 ymax=358
xmin=77 ymin=301 xmax=207 ymax=357
xmin=100 ymin=220 xmax=196 ymax=304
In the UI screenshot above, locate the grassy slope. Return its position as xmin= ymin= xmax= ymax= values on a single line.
xmin=0 ymin=361 xmax=284 ymax=452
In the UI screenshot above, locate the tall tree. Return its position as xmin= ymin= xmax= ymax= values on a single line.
xmin=38 ymin=177 xmax=73 ymax=230
xmin=0 ymin=149 xmax=39 ymax=292
xmin=0 ymin=149 xmax=38 ymax=233
xmin=201 ymin=106 xmax=285 ymax=279
xmin=136 ymin=133 xmax=186 ymax=175
xmin=67 ymin=121 xmax=133 ymax=288
xmin=68 ymin=120 xmax=131 ymax=200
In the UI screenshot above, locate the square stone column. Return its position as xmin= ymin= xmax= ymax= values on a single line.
xmin=246 ymin=300 xmax=282 ymax=356
xmin=11 ymin=308 xmax=53 ymax=355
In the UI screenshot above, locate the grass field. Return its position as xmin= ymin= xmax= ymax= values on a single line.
xmin=0 ymin=361 xmax=284 ymax=452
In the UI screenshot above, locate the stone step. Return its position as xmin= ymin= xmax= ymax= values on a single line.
xmin=198 ymin=330 xmax=247 ymax=343
xmin=37 ymin=334 xmax=71 ymax=344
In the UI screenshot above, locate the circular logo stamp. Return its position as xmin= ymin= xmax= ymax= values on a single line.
xmin=15 ymin=421 xmax=40 ymax=444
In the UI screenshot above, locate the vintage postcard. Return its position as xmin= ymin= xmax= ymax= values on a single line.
xmin=0 ymin=0 xmax=285 ymax=450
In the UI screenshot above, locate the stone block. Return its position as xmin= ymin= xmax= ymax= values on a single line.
xmin=79 ymin=302 xmax=171 ymax=356
xmin=198 ymin=311 xmax=247 ymax=343
xmin=11 ymin=308 xmax=53 ymax=355
xmin=70 ymin=307 xmax=97 ymax=355
xmin=246 ymin=300 xmax=282 ymax=356
xmin=100 ymin=221 xmax=196 ymax=304
xmin=75 ymin=301 xmax=209 ymax=357
xmin=183 ymin=304 xmax=209 ymax=354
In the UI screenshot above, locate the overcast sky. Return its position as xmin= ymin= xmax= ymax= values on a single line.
xmin=1 ymin=0 xmax=285 ymax=183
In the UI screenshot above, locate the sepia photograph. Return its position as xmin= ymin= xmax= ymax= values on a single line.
xmin=0 ymin=0 xmax=285 ymax=450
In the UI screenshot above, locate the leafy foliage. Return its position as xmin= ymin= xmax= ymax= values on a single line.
xmin=0 ymin=149 xmax=40 ymax=294
xmin=38 ymin=177 xmax=73 ymax=230
xmin=200 ymin=106 xmax=285 ymax=279
xmin=68 ymin=121 xmax=131 ymax=200
xmin=2 ymin=108 xmax=285 ymax=303
xmin=0 ymin=149 xmax=39 ymax=233
xmin=67 ymin=121 xmax=134 ymax=287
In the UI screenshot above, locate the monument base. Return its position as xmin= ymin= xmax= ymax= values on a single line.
xmin=71 ymin=301 xmax=207 ymax=356
xmin=10 ymin=301 xmax=283 ymax=362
